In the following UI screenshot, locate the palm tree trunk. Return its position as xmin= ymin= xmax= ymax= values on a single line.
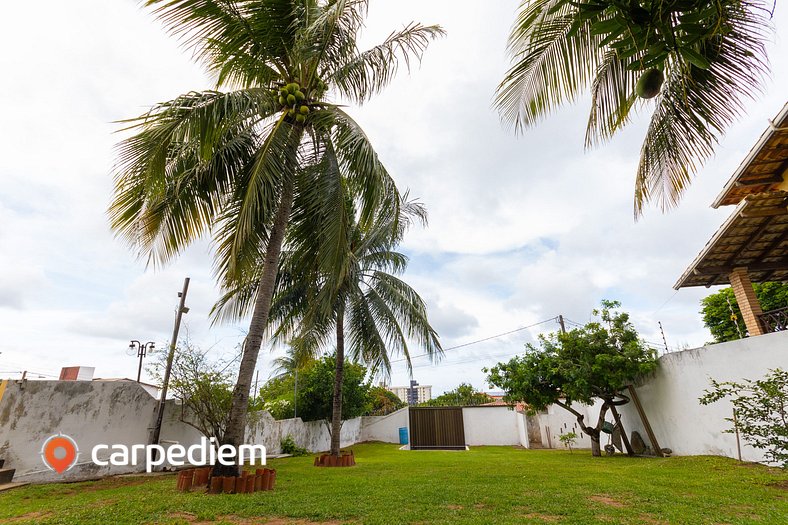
xmin=330 ymin=307 xmax=345 ymax=457
xmin=217 ymin=176 xmax=296 ymax=476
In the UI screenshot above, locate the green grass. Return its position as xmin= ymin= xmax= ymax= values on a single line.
xmin=1 ymin=443 xmax=787 ymax=524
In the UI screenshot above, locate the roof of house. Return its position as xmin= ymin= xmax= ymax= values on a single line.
xmin=712 ymin=102 xmax=788 ymax=208
xmin=675 ymin=191 xmax=788 ymax=288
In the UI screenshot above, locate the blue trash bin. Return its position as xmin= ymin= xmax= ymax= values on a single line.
xmin=398 ymin=427 xmax=408 ymax=445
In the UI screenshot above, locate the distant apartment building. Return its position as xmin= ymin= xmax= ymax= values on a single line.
xmin=387 ymin=380 xmax=432 ymax=404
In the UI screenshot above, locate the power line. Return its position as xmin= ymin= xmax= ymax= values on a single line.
xmin=390 ymin=317 xmax=559 ymax=365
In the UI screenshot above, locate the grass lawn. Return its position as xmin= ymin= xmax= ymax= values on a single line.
xmin=1 ymin=443 xmax=787 ymax=524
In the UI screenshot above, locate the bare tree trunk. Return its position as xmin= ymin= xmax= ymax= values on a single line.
xmin=590 ymin=402 xmax=610 ymax=457
xmin=215 ymin=177 xmax=296 ymax=477
xmin=330 ymin=308 xmax=345 ymax=457
xmin=555 ymin=401 xmax=607 ymax=456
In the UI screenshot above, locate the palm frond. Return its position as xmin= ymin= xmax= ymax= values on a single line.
xmin=325 ymin=106 xmax=401 ymax=227
xmin=584 ymin=50 xmax=637 ymax=148
xmin=329 ymin=23 xmax=445 ymax=105
xmin=495 ymin=0 xmax=603 ymax=133
xmin=633 ymin=6 xmax=770 ymax=216
xmin=212 ymin=113 xmax=303 ymax=283
xmin=110 ymin=89 xmax=273 ymax=266
xmin=145 ymin=0 xmax=298 ymax=80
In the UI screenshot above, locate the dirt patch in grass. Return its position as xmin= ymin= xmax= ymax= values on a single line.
xmin=444 ymin=505 xmax=463 ymax=510
xmin=638 ymin=515 xmax=668 ymax=524
xmin=768 ymin=480 xmax=788 ymax=491
xmin=515 ymin=507 xmax=561 ymax=522
xmin=589 ymin=495 xmax=626 ymax=508
xmin=520 ymin=512 xmax=560 ymax=522
xmin=0 ymin=511 xmax=52 ymax=523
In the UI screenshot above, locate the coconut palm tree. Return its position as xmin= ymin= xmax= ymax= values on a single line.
xmin=214 ymin=195 xmax=442 ymax=457
xmin=271 ymin=344 xmax=314 ymax=379
xmin=495 ymin=0 xmax=773 ymax=216
xmin=109 ymin=0 xmax=443 ymax=474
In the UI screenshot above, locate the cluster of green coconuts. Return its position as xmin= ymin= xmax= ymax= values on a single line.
xmin=276 ymin=82 xmax=310 ymax=123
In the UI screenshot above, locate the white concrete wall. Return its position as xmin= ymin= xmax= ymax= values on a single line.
xmin=462 ymin=406 xmax=523 ymax=446
xmin=617 ymin=331 xmax=788 ymax=464
xmin=0 ymin=380 xmax=365 ymax=483
xmin=538 ymin=401 xmax=600 ymax=450
xmin=360 ymin=407 xmax=409 ymax=443
xmin=0 ymin=379 xmax=160 ymax=483
xmin=7 ymin=334 xmax=784 ymax=484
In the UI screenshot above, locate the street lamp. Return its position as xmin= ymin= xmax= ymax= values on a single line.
xmin=129 ymin=340 xmax=155 ymax=383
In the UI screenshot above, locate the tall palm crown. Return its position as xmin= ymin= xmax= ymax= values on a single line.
xmin=111 ymin=0 xmax=443 ymax=280
xmin=217 ymin=196 xmax=443 ymax=377
xmin=215 ymin=194 xmax=442 ymax=456
xmin=495 ymin=0 xmax=772 ymax=216
xmin=109 ymin=0 xmax=443 ymax=470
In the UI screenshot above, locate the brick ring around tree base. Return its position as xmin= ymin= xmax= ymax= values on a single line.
xmin=314 ymin=451 xmax=356 ymax=467
xmin=178 ymin=467 xmax=276 ymax=494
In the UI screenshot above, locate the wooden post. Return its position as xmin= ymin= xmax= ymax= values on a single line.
xmin=733 ymin=408 xmax=742 ymax=462
xmin=627 ymin=386 xmax=664 ymax=457
xmin=729 ymin=267 xmax=765 ymax=336
xmin=608 ymin=405 xmax=634 ymax=456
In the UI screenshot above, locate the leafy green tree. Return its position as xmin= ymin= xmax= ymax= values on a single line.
xmin=215 ymin=197 xmax=442 ymax=457
xmin=495 ymin=0 xmax=773 ymax=216
xmin=700 ymin=368 xmax=788 ymax=467
xmin=486 ymin=301 xmax=658 ymax=456
xmin=147 ymin=342 xmax=260 ymax=440
xmin=110 ymin=0 xmax=443 ymax=474
xmin=296 ymin=355 xmax=371 ymax=433
xmin=367 ymin=386 xmax=405 ymax=416
xmin=701 ymin=283 xmax=788 ymax=343
xmin=259 ymin=372 xmax=296 ymax=419
xmin=421 ymin=383 xmax=493 ymax=407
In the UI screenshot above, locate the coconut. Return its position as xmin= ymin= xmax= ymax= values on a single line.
xmin=300 ymin=105 xmax=309 ymax=115
xmin=630 ymin=6 xmax=650 ymax=25
xmin=287 ymin=94 xmax=296 ymax=105
xmin=296 ymin=114 xmax=306 ymax=124
xmin=278 ymin=96 xmax=286 ymax=106
xmin=636 ymin=68 xmax=664 ymax=99
xmin=295 ymin=90 xmax=305 ymax=101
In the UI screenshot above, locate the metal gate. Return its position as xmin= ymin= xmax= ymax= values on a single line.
xmin=408 ymin=407 xmax=466 ymax=450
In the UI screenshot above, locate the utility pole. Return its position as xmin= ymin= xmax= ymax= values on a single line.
xmin=254 ymin=370 xmax=260 ymax=401
xmin=150 ymin=278 xmax=190 ymax=448
xmin=293 ymin=368 xmax=298 ymax=419
xmin=558 ymin=315 xmax=566 ymax=334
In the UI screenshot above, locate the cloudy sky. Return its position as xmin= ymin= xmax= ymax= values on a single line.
xmin=1 ymin=1 xmax=786 ymax=395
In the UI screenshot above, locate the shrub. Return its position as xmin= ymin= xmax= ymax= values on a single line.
xmin=280 ymin=434 xmax=308 ymax=456
xmin=699 ymin=368 xmax=788 ymax=467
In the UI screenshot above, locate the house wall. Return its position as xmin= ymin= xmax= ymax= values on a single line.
xmin=617 ymin=331 xmax=788 ymax=464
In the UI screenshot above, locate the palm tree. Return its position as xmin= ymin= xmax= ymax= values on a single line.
xmin=214 ymin=196 xmax=442 ymax=457
xmin=271 ymin=345 xmax=314 ymax=379
xmin=495 ymin=0 xmax=773 ymax=216
xmin=109 ymin=0 xmax=443 ymax=474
